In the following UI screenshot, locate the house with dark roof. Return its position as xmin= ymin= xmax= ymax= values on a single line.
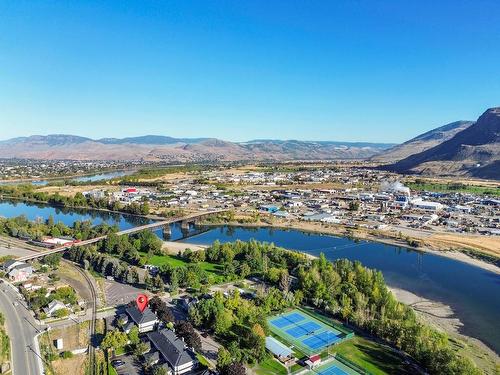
xmin=147 ymin=329 xmax=197 ymax=375
xmin=1 ymin=259 xmax=24 ymax=272
xmin=124 ymin=306 xmax=159 ymax=333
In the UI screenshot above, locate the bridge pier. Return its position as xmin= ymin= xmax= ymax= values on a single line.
xmin=162 ymin=226 xmax=171 ymax=241
xmin=180 ymin=220 xmax=190 ymax=230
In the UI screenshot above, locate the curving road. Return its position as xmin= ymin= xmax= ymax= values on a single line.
xmin=0 ymin=281 xmax=45 ymax=375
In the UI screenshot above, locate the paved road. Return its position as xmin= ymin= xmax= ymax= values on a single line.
xmin=0 ymin=243 xmax=38 ymax=258
xmin=0 ymin=281 xmax=46 ymax=375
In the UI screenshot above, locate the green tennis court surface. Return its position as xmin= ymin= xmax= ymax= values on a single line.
xmin=306 ymin=358 xmax=363 ymax=375
xmin=268 ymin=309 xmax=343 ymax=353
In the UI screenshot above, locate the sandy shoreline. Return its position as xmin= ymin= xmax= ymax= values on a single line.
xmin=389 ymin=287 xmax=499 ymax=367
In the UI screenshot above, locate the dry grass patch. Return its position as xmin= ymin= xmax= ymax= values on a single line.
xmin=51 ymin=354 xmax=87 ymax=375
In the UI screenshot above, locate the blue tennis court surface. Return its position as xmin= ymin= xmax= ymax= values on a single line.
xmin=315 ymin=364 xmax=349 ymax=375
xmin=269 ymin=310 xmax=343 ymax=352
xmin=271 ymin=312 xmax=305 ymax=328
xmin=286 ymin=321 xmax=321 ymax=338
xmin=303 ymin=332 xmax=341 ymax=350
xmin=308 ymin=358 xmax=362 ymax=375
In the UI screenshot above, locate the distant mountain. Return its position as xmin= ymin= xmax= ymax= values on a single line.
xmin=372 ymin=121 xmax=474 ymax=162
xmin=0 ymin=134 xmax=92 ymax=146
xmin=0 ymin=134 xmax=394 ymax=162
xmin=246 ymin=139 xmax=394 ymax=149
xmin=97 ymin=135 xmax=211 ymax=145
xmin=385 ymin=107 xmax=500 ymax=179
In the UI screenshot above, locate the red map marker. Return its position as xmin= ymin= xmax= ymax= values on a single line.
xmin=136 ymin=294 xmax=149 ymax=313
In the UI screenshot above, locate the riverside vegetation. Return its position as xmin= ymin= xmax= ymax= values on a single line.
xmin=0 ymin=184 xmax=150 ymax=215
xmin=64 ymin=235 xmax=482 ymax=374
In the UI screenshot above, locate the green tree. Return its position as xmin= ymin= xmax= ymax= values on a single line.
xmin=127 ymin=326 xmax=140 ymax=346
xmin=100 ymin=330 xmax=128 ymax=351
xmin=217 ymin=347 xmax=232 ymax=371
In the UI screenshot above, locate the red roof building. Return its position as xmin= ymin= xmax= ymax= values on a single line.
xmin=309 ymin=355 xmax=321 ymax=364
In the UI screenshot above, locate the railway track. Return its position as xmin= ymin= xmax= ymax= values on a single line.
xmin=63 ymin=260 xmax=97 ymax=375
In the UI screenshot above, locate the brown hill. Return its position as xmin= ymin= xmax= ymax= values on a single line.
xmin=372 ymin=121 xmax=473 ymax=163
xmin=386 ymin=107 xmax=500 ymax=179
xmin=0 ymin=135 xmax=393 ymax=162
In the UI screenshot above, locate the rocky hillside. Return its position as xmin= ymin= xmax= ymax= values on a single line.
xmin=0 ymin=135 xmax=393 ymax=162
xmin=373 ymin=121 xmax=474 ymax=163
xmin=386 ymin=107 xmax=500 ymax=179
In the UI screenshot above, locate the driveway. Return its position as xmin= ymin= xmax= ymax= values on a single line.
xmin=112 ymin=353 xmax=142 ymax=375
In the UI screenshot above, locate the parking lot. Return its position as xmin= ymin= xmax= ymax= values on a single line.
xmin=111 ymin=354 xmax=142 ymax=375
xmin=104 ymin=279 xmax=148 ymax=306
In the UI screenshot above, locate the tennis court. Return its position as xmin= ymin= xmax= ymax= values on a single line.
xmin=268 ymin=309 xmax=344 ymax=353
xmin=306 ymin=358 xmax=362 ymax=375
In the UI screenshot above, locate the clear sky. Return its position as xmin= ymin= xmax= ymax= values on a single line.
xmin=0 ymin=1 xmax=499 ymax=143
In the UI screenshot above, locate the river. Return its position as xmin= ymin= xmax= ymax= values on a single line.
xmin=0 ymin=201 xmax=498 ymax=353
xmin=0 ymin=170 xmax=134 ymax=186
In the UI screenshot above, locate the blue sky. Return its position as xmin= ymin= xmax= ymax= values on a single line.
xmin=0 ymin=1 xmax=499 ymax=143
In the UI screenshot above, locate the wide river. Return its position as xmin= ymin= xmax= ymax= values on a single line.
xmin=0 ymin=200 xmax=498 ymax=353
xmin=0 ymin=170 xmax=134 ymax=186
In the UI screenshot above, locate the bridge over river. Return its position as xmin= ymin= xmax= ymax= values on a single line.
xmin=16 ymin=209 xmax=227 ymax=262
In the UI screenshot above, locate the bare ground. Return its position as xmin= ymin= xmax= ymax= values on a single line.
xmin=162 ymin=241 xmax=207 ymax=254
xmin=50 ymin=354 xmax=87 ymax=375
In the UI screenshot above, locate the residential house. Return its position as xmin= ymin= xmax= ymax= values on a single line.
xmin=7 ymin=262 xmax=33 ymax=282
xmin=146 ymin=329 xmax=198 ymax=375
xmin=44 ymin=300 xmax=66 ymax=316
xmin=1 ymin=259 xmax=25 ymax=272
xmin=124 ymin=306 xmax=158 ymax=333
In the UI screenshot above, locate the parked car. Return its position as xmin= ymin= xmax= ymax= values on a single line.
xmin=111 ymin=359 xmax=125 ymax=367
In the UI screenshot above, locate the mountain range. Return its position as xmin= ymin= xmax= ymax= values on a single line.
xmin=0 ymin=135 xmax=393 ymax=162
xmin=1 ymin=107 xmax=498 ymax=179
xmin=372 ymin=120 xmax=474 ymax=163
xmin=382 ymin=107 xmax=500 ymax=179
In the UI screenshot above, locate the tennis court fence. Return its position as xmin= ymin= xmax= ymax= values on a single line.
xmin=334 ymin=354 xmax=372 ymax=375
xmin=296 ymin=307 xmax=354 ymax=337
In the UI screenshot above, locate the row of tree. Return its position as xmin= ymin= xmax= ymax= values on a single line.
xmin=186 ymin=241 xmax=480 ymax=375
xmin=0 ymin=214 xmax=118 ymax=242
xmin=66 ymin=232 xmax=480 ymax=374
xmin=0 ymin=185 xmax=150 ymax=215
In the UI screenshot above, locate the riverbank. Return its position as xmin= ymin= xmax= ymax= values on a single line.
xmin=0 ymin=168 xmax=135 ymax=185
xmin=202 ymin=219 xmax=500 ymax=275
xmin=390 ymin=287 xmax=499 ymax=374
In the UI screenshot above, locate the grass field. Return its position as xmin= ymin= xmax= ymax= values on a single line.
xmin=332 ymin=336 xmax=414 ymax=375
xmin=0 ymin=326 xmax=10 ymax=367
xmin=141 ymin=253 xmax=227 ymax=283
xmin=254 ymin=357 xmax=288 ymax=375
xmin=407 ymin=182 xmax=500 ymax=197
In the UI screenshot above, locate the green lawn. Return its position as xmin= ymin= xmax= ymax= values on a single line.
xmin=196 ymin=353 xmax=212 ymax=368
xmin=332 ymin=336 xmax=413 ymax=375
xmin=407 ymin=182 xmax=500 ymax=197
xmin=108 ymin=365 xmax=118 ymax=375
xmin=254 ymin=357 xmax=288 ymax=375
xmin=141 ymin=253 xmax=227 ymax=283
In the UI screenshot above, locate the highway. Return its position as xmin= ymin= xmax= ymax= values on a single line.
xmin=16 ymin=209 xmax=227 ymax=262
xmin=0 ymin=281 xmax=45 ymax=375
